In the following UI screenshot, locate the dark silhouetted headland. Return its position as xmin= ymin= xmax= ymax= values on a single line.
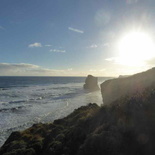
xmin=1 ymin=68 xmax=155 ymax=154
xmin=101 ymin=67 xmax=155 ymax=104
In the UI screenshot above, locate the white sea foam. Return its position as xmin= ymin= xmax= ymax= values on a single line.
xmin=0 ymin=77 xmax=109 ymax=147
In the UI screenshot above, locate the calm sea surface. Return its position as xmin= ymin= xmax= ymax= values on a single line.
xmin=0 ymin=76 xmax=111 ymax=146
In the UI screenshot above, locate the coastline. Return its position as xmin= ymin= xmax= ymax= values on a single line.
xmin=1 ymin=86 xmax=155 ymax=154
xmin=2 ymin=69 xmax=155 ymax=154
xmin=0 ymin=76 xmax=106 ymax=148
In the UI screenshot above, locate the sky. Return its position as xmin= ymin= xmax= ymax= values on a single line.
xmin=1 ymin=0 xmax=155 ymax=76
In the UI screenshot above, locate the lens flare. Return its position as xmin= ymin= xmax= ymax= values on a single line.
xmin=118 ymin=31 xmax=155 ymax=66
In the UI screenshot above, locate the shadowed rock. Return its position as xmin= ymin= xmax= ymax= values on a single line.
xmin=83 ymin=75 xmax=100 ymax=91
xmin=101 ymin=67 xmax=155 ymax=104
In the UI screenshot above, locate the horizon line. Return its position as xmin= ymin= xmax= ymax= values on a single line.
xmin=0 ymin=75 xmax=114 ymax=78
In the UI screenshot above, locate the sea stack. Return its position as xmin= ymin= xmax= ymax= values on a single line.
xmin=83 ymin=75 xmax=100 ymax=91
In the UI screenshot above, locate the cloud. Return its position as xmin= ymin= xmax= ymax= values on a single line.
xmin=89 ymin=69 xmax=97 ymax=72
xmin=0 ymin=63 xmax=40 ymax=75
xmin=28 ymin=42 xmax=42 ymax=48
xmin=68 ymin=27 xmax=84 ymax=34
xmin=105 ymin=56 xmax=155 ymax=69
xmin=88 ymin=68 xmax=107 ymax=76
xmin=0 ymin=26 xmax=5 ymax=30
xmin=102 ymin=43 xmax=110 ymax=47
xmin=105 ymin=57 xmax=117 ymax=62
xmin=45 ymin=45 xmax=52 ymax=47
xmin=67 ymin=68 xmax=72 ymax=71
xmin=0 ymin=63 xmax=110 ymax=76
xmin=89 ymin=44 xmax=98 ymax=48
xmin=87 ymin=43 xmax=110 ymax=49
xmin=50 ymin=49 xmax=66 ymax=53
xmin=0 ymin=63 xmax=39 ymax=69
xmin=0 ymin=63 xmax=73 ymax=76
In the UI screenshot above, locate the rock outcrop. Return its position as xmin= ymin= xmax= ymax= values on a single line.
xmin=0 ymin=103 xmax=99 ymax=155
xmin=83 ymin=75 xmax=100 ymax=91
xmin=101 ymin=67 xmax=155 ymax=104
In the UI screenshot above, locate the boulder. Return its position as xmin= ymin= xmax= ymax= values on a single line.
xmin=83 ymin=75 xmax=100 ymax=91
xmin=101 ymin=68 xmax=155 ymax=104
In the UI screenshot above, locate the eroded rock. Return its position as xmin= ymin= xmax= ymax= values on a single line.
xmin=83 ymin=75 xmax=100 ymax=91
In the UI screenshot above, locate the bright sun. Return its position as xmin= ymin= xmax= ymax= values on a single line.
xmin=118 ymin=31 xmax=155 ymax=66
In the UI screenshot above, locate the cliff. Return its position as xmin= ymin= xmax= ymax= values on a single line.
xmin=0 ymin=103 xmax=100 ymax=155
xmin=101 ymin=67 xmax=155 ymax=104
xmin=1 ymin=68 xmax=155 ymax=155
xmin=1 ymin=87 xmax=155 ymax=155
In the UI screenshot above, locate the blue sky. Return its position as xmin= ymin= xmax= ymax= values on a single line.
xmin=1 ymin=0 xmax=155 ymax=76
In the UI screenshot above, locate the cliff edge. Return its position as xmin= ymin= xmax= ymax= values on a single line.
xmin=2 ymin=68 xmax=155 ymax=154
xmin=101 ymin=67 xmax=155 ymax=104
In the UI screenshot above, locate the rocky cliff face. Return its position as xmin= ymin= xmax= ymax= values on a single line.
xmin=101 ymin=68 xmax=155 ymax=104
xmin=2 ymin=68 xmax=155 ymax=155
xmin=83 ymin=75 xmax=100 ymax=91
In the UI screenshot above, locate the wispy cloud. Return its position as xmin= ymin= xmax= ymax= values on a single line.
xmin=0 ymin=63 xmax=72 ymax=76
xmin=45 ymin=45 xmax=52 ymax=47
xmin=105 ymin=56 xmax=153 ymax=68
xmin=28 ymin=42 xmax=42 ymax=48
xmin=50 ymin=49 xmax=66 ymax=53
xmin=87 ymin=42 xmax=110 ymax=49
xmin=0 ymin=26 xmax=5 ymax=30
xmin=88 ymin=44 xmax=98 ymax=48
xmin=105 ymin=57 xmax=117 ymax=62
xmin=102 ymin=43 xmax=110 ymax=47
xmin=68 ymin=27 xmax=84 ymax=34
xmin=67 ymin=68 xmax=72 ymax=71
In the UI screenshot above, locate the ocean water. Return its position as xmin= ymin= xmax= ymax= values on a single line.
xmin=0 ymin=76 xmax=110 ymax=147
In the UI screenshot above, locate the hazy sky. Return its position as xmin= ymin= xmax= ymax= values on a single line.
xmin=1 ymin=0 xmax=155 ymax=76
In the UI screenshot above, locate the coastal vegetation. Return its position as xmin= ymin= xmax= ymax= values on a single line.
xmin=1 ymin=68 xmax=155 ymax=154
xmin=1 ymin=87 xmax=155 ymax=154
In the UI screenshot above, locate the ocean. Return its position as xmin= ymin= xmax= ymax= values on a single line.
xmin=0 ymin=76 xmax=110 ymax=147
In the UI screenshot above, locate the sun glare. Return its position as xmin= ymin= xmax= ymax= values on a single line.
xmin=118 ymin=31 xmax=155 ymax=66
